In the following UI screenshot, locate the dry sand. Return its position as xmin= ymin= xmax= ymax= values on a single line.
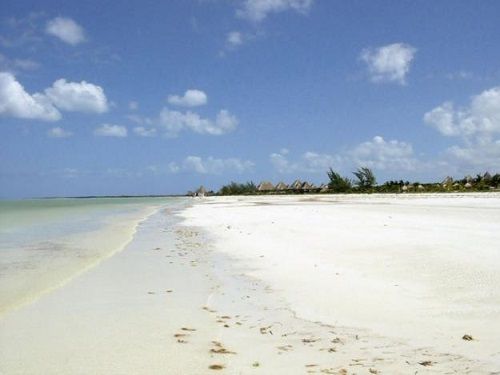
xmin=180 ymin=193 xmax=500 ymax=373
xmin=1 ymin=193 xmax=499 ymax=374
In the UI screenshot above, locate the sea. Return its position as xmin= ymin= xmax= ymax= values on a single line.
xmin=0 ymin=197 xmax=184 ymax=316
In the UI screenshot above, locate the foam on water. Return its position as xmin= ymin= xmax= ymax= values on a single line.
xmin=0 ymin=197 xmax=184 ymax=316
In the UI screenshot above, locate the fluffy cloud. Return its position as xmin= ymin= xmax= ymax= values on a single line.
xmin=270 ymin=149 xmax=341 ymax=173
xmin=0 ymin=73 xmax=108 ymax=121
xmin=227 ymin=31 xmax=244 ymax=47
xmin=167 ymin=89 xmax=207 ymax=107
xmin=159 ymin=108 xmax=238 ymax=136
xmin=0 ymin=53 xmax=39 ymax=72
xmin=360 ymin=43 xmax=416 ymax=84
xmin=424 ymin=86 xmax=500 ymax=174
xmin=271 ymin=136 xmax=419 ymax=175
xmin=0 ymin=71 xmax=61 ymax=121
xmin=94 ymin=124 xmax=127 ymax=137
xmin=128 ymin=101 xmax=138 ymax=110
xmin=47 ymin=127 xmax=72 ymax=138
xmin=443 ymin=141 xmax=500 ymax=173
xmin=44 ymin=79 xmax=108 ymax=113
xmin=237 ymin=0 xmax=314 ymax=22
xmin=133 ymin=126 xmax=157 ymax=137
xmin=183 ymin=156 xmax=254 ymax=174
xmin=45 ymin=17 xmax=86 ymax=45
xmin=350 ymin=136 xmax=419 ymax=171
xmin=424 ymin=86 xmax=500 ymax=138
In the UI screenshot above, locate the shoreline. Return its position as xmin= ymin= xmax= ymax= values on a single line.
xmin=0 ymin=202 xmax=163 ymax=318
xmin=1 ymin=193 xmax=499 ymax=373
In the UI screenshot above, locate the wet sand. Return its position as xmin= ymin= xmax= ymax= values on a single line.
xmin=1 ymin=194 xmax=499 ymax=374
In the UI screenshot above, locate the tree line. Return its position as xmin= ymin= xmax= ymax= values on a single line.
xmin=214 ymin=168 xmax=500 ymax=196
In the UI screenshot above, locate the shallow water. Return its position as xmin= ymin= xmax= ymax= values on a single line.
xmin=0 ymin=197 xmax=185 ymax=315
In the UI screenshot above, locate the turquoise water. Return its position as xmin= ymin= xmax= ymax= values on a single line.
xmin=0 ymin=197 xmax=185 ymax=315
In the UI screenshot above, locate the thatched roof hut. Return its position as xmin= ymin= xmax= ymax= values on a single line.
xmin=275 ymin=182 xmax=288 ymax=191
xmin=301 ymin=181 xmax=312 ymax=190
xmin=318 ymin=183 xmax=329 ymax=193
xmin=257 ymin=181 xmax=275 ymax=192
xmin=196 ymin=185 xmax=207 ymax=197
xmin=290 ymin=179 xmax=303 ymax=191
xmin=442 ymin=176 xmax=453 ymax=187
xmin=465 ymin=182 xmax=472 ymax=188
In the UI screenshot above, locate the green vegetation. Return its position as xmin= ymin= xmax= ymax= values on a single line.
xmin=352 ymin=167 xmax=377 ymax=191
xmin=219 ymin=181 xmax=257 ymax=195
xmin=195 ymin=169 xmax=500 ymax=196
xmin=327 ymin=168 xmax=352 ymax=192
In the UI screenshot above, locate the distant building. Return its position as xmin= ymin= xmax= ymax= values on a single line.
xmin=195 ymin=185 xmax=207 ymax=197
xmin=275 ymin=182 xmax=288 ymax=191
xmin=289 ymin=180 xmax=303 ymax=191
xmin=442 ymin=176 xmax=453 ymax=187
xmin=318 ymin=183 xmax=329 ymax=193
xmin=257 ymin=181 xmax=275 ymax=192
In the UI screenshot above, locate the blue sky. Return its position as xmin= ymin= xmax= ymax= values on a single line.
xmin=1 ymin=0 xmax=499 ymax=198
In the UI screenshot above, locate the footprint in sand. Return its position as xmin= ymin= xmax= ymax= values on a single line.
xmin=210 ymin=341 xmax=236 ymax=355
xmin=208 ymin=364 xmax=225 ymax=370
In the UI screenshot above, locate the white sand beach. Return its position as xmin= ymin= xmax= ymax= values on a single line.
xmin=1 ymin=193 xmax=500 ymax=374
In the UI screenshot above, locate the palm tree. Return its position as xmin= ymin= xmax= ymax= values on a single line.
xmin=353 ymin=167 xmax=376 ymax=190
xmin=327 ymin=168 xmax=352 ymax=192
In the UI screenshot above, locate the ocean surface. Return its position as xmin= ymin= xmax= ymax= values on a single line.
xmin=0 ymin=197 xmax=184 ymax=316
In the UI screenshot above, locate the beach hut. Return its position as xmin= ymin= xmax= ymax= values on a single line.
xmin=442 ymin=176 xmax=453 ymax=187
xmin=417 ymin=184 xmax=425 ymax=191
xmin=195 ymin=186 xmax=207 ymax=197
xmin=289 ymin=179 xmax=303 ymax=192
xmin=318 ymin=183 xmax=329 ymax=193
xmin=275 ymin=182 xmax=288 ymax=193
xmin=300 ymin=181 xmax=311 ymax=191
xmin=257 ymin=181 xmax=275 ymax=192
xmin=465 ymin=182 xmax=472 ymax=189
xmin=401 ymin=185 xmax=408 ymax=192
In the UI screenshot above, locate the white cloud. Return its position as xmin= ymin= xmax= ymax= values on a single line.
xmin=133 ymin=126 xmax=157 ymax=137
xmin=424 ymin=86 xmax=500 ymax=138
xmin=270 ymin=149 xmax=340 ymax=173
xmin=44 ymin=79 xmax=108 ymax=113
xmin=0 ymin=71 xmax=61 ymax=121
xmin=445 ymin=71 xmax=474 ymax=81
xmin=94 ymin=124 xmax=127 ymax=137
xmin=45 ymin=17 xmax=86 ymax=45
xmin=62 ymin=168 xmax=79 ymax=179
xmin=47 ymin=127 xmax=72 ymax=138
xmin=237 ymin=0 xmax=314 ymax=22
xmin=227 ymin=31 xmax=244 ymax=47
xmin=360 ymin=43 xmax=416 ymax=84
xmin=167 ymin=89 xmax=207 ymax=107
xmin=183 ymin=156 xmax=254 ymax=174
xmin=0 ymin=53 xmax=39 ymax=72
xmin=0 ymin=73 xmax=109 ymax=122
xmin=159 ymin=108 xmax=238 ymax=136
xmin=271 ymin=137 xmax=419 ymax=175
xmin=350 ymin=136 xmax=419 ymax=171
xmin=168 ymin=162 xmax=180 ymax=173
xmin=128 ymin=101 xmax=138 ymax=110
xmin=424 ymin=86 xmax=500 ymax=174
xmin=443 ymin=141 xmax=500 ymax=173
